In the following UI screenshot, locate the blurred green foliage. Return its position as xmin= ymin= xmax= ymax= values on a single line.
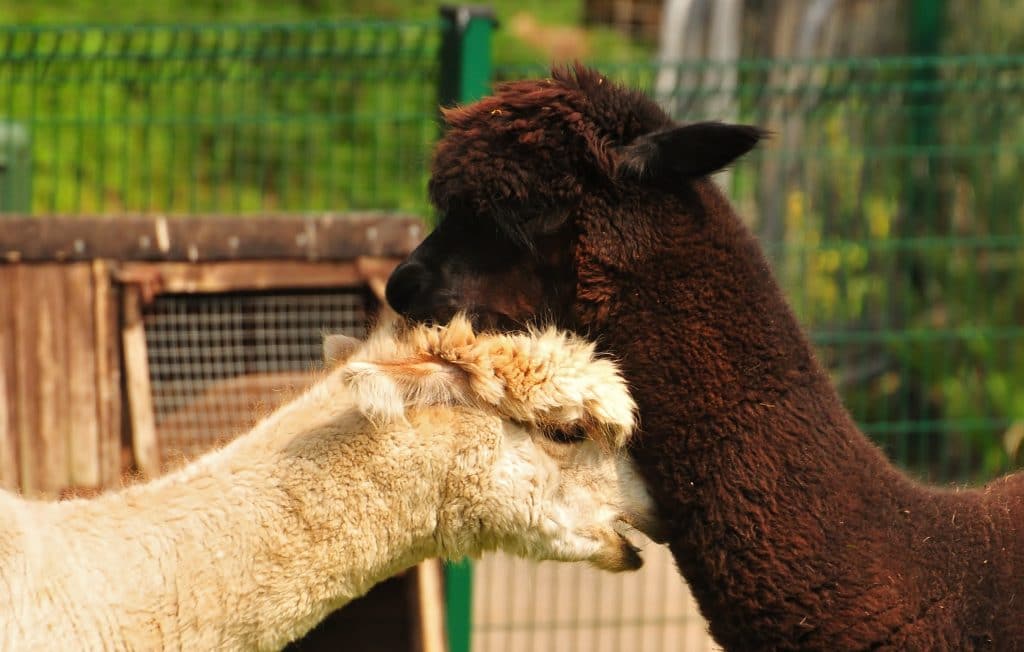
xmin=744 ymin=58 xmax=1024 ymax=483
xmin=0 ymin=20 xmax=445 ymax=213
xmin=0 ymin=2 xmax=644 ymax=214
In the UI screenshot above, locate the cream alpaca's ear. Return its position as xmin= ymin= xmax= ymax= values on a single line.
xmin=342 ymin=355 xmax=473 ymax=425
xmin=323 ymin=334 xmax=361 ymax=366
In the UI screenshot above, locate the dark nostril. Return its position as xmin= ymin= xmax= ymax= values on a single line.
xmin=385 ymin=260 xmax=431 ymax=315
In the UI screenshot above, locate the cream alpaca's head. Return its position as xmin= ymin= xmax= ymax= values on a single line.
xmin=324 ymin=315 xmax=660 ymax=572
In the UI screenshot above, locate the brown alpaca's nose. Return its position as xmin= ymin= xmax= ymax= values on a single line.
xmin=386 ymin=260 xmax=432 ymax=317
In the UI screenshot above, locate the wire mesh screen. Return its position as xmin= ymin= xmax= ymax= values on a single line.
xmin=473 ymin=545 xmax=717 ymax=652
xmin=0 ymin=21 xmax=440 ymax=214
xmin=143 ymin=290 xmax=368 ymax=462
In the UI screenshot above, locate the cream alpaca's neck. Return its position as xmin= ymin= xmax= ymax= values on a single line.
xmin=40 ymin=372 xmax=480 ymax=651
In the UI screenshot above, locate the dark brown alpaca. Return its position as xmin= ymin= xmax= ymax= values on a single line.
xmin=385 ymin=65 xmax=1024 ymax=650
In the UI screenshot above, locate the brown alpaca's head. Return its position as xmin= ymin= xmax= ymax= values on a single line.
xmin=386 ymin=64 xmax=764 ymax=331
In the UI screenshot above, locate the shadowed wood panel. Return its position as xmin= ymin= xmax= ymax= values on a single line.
xmin=1 ymin=263 xmax=115 ymax=495
xmin=284 ymin=573 xmax=415 ymax=652
xmin=0 ymin=267 xmax=18 ymax=490
xmin=12 ymin=266 xmax=37 ymax=493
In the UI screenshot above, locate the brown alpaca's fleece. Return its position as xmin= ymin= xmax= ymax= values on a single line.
xmin=400 ymin=66 xmax=1024 ymax=650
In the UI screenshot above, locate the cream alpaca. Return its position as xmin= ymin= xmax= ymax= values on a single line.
xmin=0 ymin=316 xmax=655 ymax=651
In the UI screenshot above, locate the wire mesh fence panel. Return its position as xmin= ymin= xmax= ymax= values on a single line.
xmin=143 ymin=290 xmax=369 ymax=462
xmin=0 ymin=20 xmax=440 ymax=215
xmin=473 ymin=545 xmax=719 ymax=652
xmin=483 ymin=56 xmax=1024 ymax=651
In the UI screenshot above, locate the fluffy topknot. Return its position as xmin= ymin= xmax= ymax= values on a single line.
xmin=326 ymin=314 xmax=636 ymax=450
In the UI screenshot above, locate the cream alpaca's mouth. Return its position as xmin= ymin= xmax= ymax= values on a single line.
xmin=618 ymin=510 xmax=670 ymax=545
xmin=619 ymin=533 xmax=644 ymax=570
xmin=609 ymin=520 xmax=648 ymax=572
xmin=596 ymin=532 xmax=644 ymax=573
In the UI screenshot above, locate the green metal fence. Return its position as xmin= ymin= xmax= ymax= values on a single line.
xmin=3 ymin=11 xmax=1024 ymax=652
xmin=0 ymin=20 xmax=440 ymax=214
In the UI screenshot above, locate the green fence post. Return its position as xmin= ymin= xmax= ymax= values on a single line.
xmin=438 ymin=6 xmax=496 ymax=652
xmin=0 ymin=122 xmax=31 ymax=214
xmin=908 ymin=0 xmax=944 ymax=169
xmin=439 ymin=5 xmax=497 ymax=108
xmin=443 ymin=557 xmax=473 ymax=652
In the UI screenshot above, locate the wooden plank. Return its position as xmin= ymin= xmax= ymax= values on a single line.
xmin=0 ymin=215 xmax=424 ymax=263
xmin=34 ymin=265 xmax=70 ymax=496
xmin=414 ymin=560 xmax=447 ymax=652
xmin=121 ymin=285 xmax=160 ymax=479
xmin=0 ymin=266 xmax=18 ymax=490
xmin=12 ymin=266 xmax=37 ymax=494
xmin=93 ymin=260 xmax=124 ymax=487
xmin=65 ymin=263 xmax=101 ymax=488
xmin=116 ymin=261 xmax=366 ymax=295
xmin=356 ymin=256 xmax=403 ymax=304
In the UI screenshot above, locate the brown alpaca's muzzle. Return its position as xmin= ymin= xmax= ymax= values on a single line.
xmin=385 ymin=259 xmax=436 ymax=321
xmin=387 ymin=261 xmax=526 ymax=333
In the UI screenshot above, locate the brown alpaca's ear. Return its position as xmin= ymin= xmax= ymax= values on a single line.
xmin=616 ymin=122 xmax=767 ymax=182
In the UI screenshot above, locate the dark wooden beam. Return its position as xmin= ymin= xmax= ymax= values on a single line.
xmin=0 ymin=214 xmax=426 ymax=263
xmin=114 ymin=260 xmax=382 ymax=296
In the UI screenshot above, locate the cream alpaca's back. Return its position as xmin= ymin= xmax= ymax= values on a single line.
xmin=1 ymin=315 xmax=656 ymax=651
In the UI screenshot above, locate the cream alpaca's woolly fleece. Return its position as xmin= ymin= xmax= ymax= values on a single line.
xmin=0 ymin=316 xmax=653 ymax=651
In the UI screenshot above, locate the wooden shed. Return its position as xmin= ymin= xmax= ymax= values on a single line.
xmin=0 ymin=214 xmax=445 ymax=652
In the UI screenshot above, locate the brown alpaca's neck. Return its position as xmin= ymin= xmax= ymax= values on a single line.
xmin=579 ymin=182 xmax=997 ymax=648
xmin=594 ymin=184 xmax=886 ymax=497
xmin=582 ymin=182 xmax=851 ymax=434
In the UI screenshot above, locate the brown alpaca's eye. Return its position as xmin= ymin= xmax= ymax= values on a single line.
xmin=547 ymin=424 xmax=589 ymax=444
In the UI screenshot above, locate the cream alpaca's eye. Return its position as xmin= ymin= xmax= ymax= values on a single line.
xmin=546 ymin=424 xmax=589 ymax=444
